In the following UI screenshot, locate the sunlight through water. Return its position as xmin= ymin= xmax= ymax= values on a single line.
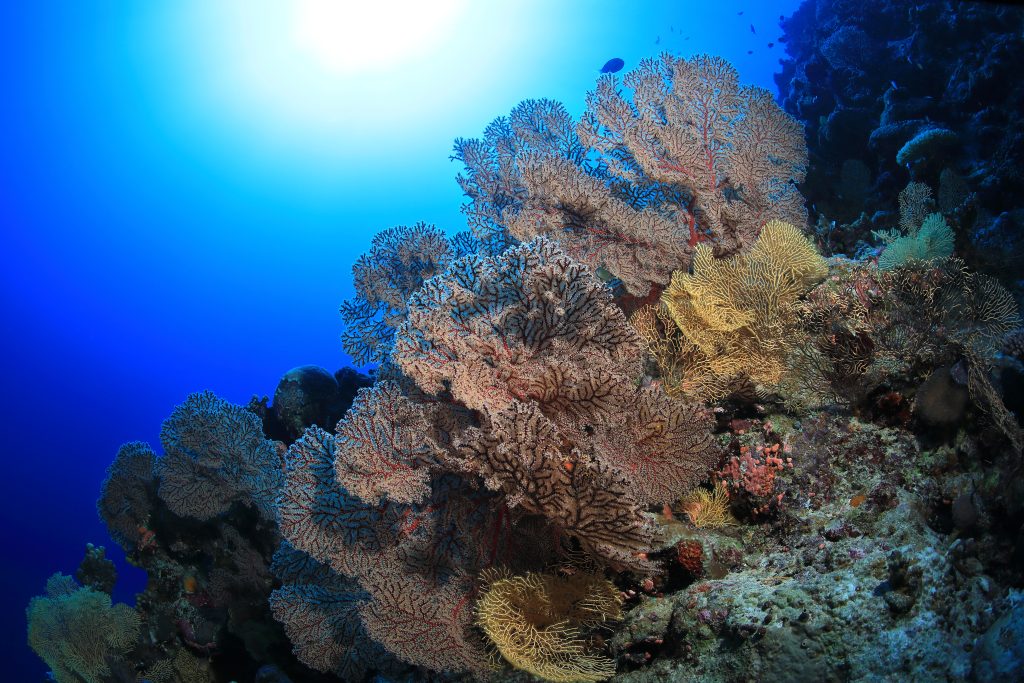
xmin=292 ymin=0 xmax=463 ymax=75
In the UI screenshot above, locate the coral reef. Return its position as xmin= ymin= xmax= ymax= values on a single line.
xmin=776 ymin=0 xmax=1024 ymax=299
xmin=27 ymin=27 xmax=1024 ymax=683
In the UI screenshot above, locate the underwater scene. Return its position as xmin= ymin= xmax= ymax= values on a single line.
xmin=4 ymin=0 xmax=1024 ymax=681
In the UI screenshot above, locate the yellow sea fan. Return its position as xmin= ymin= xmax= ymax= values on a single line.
xmin=475 ymin=570 xmax=622 ymax=683
xmin=657 ymin=221 xmax=827 ymax=400
xmin=750 ymin=220 xmax=830 ymax=288
xmin=679 ymin=482 xmax=737 ymax=529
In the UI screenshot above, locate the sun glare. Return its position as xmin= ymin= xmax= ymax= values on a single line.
xmin=161 ymin=0 xmax=539 ymax=176
xmin=292 ymin=0 xmax=462 ymax=75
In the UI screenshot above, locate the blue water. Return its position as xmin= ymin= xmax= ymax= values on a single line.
xmin=0 ymin=0 xmax=798 ymax=677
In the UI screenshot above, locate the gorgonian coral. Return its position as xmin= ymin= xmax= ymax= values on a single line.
xmin=648 ymin=220 xmax=828 ymax=401
xmin=268 ymin=542 xmax=397 ymax=680
xmin=274 ymin=411 xmax=505 ymax=675
xmin=393 ymin=237 xmax=716 ymax=568
xmin=27 ymin=574 xmax=140 ymax=683
xmin=339 ymin=222 xmax=456 ymax=365
xmin=475 ymin=569 xmax=622 ymax=683
xmin=580 ymin=54 xmax=807 ymax=258
xmin=678 ymin=482 xmax=737 ymax=529
xmin=453 ymin=55 xmax=808 ymax=298
xmin=452 ymin=98 xmax=588 ymax=258
xmin=157 ymin=391 xmax=283 ymax=522
xmin=97 ymin=441 xmax=156 ymax=549
xmin=333 ymin=381 xmax=445 ymax=505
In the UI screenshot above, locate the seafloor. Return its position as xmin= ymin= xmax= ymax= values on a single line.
xmin=25 ymin=1 xmax=1024 ymax=682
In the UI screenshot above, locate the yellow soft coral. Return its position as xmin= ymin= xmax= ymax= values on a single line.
xmin=655 ymin=220 xmax=827 ymax=401
xmin=678 ymin=482 xmax=737 ymax=529
xmin=475 ymin=570 xmax=622 ymax=683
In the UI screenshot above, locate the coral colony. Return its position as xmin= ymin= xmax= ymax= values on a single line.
xmin=27 ymin=7 xmax=1024 ymax=682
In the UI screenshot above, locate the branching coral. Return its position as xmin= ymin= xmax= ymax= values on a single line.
xmin=27 ymin=574 xmax=140 ymax=683
xmin=654 ymin=220 xmax=828 ymax=401
xmin=476 ymin=569 xmax=622 ymax=683
xmin=157 ymin=391 xmax=284 ymax=522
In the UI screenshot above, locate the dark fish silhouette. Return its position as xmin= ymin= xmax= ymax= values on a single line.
xmin=750 ymin=24 xmax=756 ymax=34
xmin=600 ymin=58 xmax=625 ymax=74
xmin=655 ymin=36 xmax=661 ymax=44
xmin=768 ymin=42 xmax=775 ymax=48
xmin=738 ymin=10 xmax=744 ymax=15
xmin=747 ymin=50 xmax=753 ymax=54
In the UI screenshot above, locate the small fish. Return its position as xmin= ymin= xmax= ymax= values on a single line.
xmin=779 ymin=14 xmax=784 ymax=20
xmin=655 ymin=36 xmax=661 ymax=45
xmin=750 ymin=24 xmax=756 ymax=34
xmin=738 ymin=10 xmax=744 ymax=15
xmin=685 ymin=35 xmax=690 ymax=40
xmin=747 ymin=50 xmax=753 ymax=54
xmin=767 ymin=42 xmax=775 ymax=48
xmin=891 ymin=80 xmax=899 ymax=90
xmin=600 ymin=57 xmax=625 ymax=74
